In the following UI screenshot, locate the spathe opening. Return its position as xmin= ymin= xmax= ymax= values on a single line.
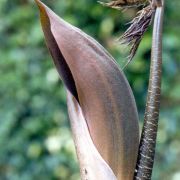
xmin=36 ymin=0 xmax=79 ymax=102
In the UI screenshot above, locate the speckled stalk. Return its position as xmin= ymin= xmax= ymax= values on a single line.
xmin=134 ymin=0 xmax=164 ymax=179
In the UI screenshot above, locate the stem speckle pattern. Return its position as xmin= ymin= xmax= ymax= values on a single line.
xmin=134 ymin=0 xmax=164 ymax=179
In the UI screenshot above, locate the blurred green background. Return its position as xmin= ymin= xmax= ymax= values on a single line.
xmin=0 ymin=0 xmax=179 ymax=179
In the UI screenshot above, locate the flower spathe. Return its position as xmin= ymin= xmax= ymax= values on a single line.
xmin=35 ymin=1 xmax=139 ymax=179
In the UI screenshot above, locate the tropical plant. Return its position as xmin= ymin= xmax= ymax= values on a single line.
xmin=34 ymin=0 xmax=164 ymax=179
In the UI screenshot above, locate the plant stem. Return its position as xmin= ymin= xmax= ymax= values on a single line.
xmin=134 ymin=0 xmax=164 ymax=179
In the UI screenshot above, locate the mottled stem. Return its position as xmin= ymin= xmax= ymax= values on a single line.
xmin=134 ymin=0 xmax=164 ymax=179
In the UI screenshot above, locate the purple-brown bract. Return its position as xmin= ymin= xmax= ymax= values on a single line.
xmin=35 ymin=0 xmax=140 ymax=179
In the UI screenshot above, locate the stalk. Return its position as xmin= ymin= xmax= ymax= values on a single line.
xmin=134 ymin=0 xmax=164 ymax=179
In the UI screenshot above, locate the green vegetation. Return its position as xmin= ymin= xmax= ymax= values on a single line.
xmin=0 ymin=0 xmax=179 ymax=179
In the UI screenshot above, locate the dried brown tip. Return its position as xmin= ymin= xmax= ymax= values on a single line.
xmin=99 ymin=0 xmax=148 ymax=9
xmin=120 ymin=5 xmax=155 ymax=68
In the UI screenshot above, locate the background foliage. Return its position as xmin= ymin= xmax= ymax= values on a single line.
xmin=0 ymin=0 xmax=179 ymax=179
